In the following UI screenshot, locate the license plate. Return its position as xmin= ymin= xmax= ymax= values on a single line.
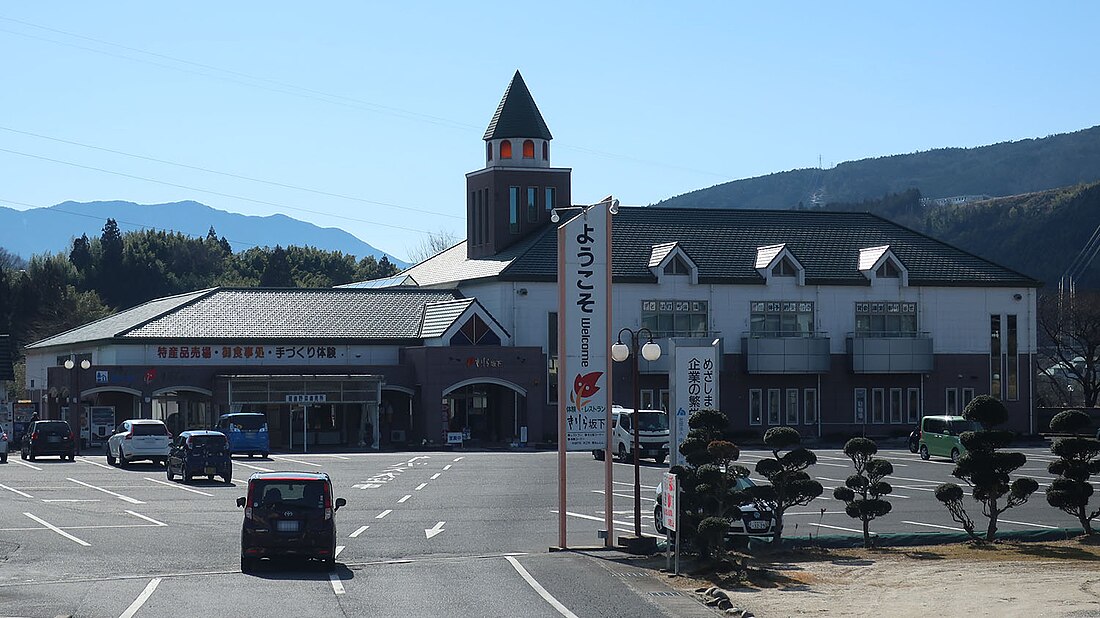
xmin=204 ymin=467 xmax=216 ymax=475
xmin=276 ymin=520 xmax=300 ymax=532
xmin=47 ymin=436 xmax=60 ymax=443
xmin=748 ymin=520 xmax=769 ymax=531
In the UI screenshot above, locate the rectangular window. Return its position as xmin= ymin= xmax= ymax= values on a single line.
xmin=990 ymin=315 xmax=1002 ymax=398
xmin=527 ymin=186 xmax=538 ymax=222
xmin=750 ymin=301 xmax=814 ymax=337
xmin=640 ymin=300 xmax=708 ymax=338
xmin=482 ymin=189 xmax=490 ymax=243
xmin=509 ymin=187 xmax=519 ymax=233
xmin=854 ymin=388 xmax=867 ymax=423
xmin=907 ymin=388 xmax=920 ymax=424
xmin=767 ymin=389 xmax=781 ymax=425
xmin=946 ymin=388 xmax=959 ymax=415
xmin=470 ymin=191 xmax=478 ymax=245
xmin=854 ymin=302 xmax=918 ymax=337
xmin=871 ymin=388 xmax=885 ymax=423
xmin=889 ymin=388 xmax=903 ymax=424
xmin=659 ymin=389 xmax=670 ymax=413
xmin=640 ymin=389 xmax=655 ymax=410
xmin=785 ymin=389 xmax=799 ymax=425
xmin=749 ymin=389 xmax=762 ymax=426
xmin=1007 ymin=314 xmax=1018 ymax=401
xmin=803 ymin=388 xmax=818 ymax=425
xmin=962 ymin=387 xmax=975 ymax=408
xmin=544 ymin=187 xmax=556 ymax=212
xmin=547 ymin=312 xmax=558 ymax=404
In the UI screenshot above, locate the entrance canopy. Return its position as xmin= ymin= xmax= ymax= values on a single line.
xmin=220 ymin=374 xmax=383 ymax=406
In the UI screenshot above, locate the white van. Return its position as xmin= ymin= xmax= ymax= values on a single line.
xmin=592 ymin=406 xmax=670 ymax=464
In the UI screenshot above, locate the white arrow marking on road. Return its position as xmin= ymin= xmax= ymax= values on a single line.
xmin=425 ymin=521 xmax=446 ymax=539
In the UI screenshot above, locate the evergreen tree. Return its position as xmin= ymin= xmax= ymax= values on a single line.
xmin=1046 ymin=410 xmax=1100 ymax=535
xmin=934 ymin=395 xmax=1039 ymax=541
xmin=833 ymin=437 xmax=893 ymax=548
xmin=259 ymin=246 xmax=294 ymax=287
xmin=744 ymin=426 xmax=823 ymax=544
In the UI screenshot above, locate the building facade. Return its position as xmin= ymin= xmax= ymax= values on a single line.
xmin=23 ymin=71 xmax=1041 ymax=449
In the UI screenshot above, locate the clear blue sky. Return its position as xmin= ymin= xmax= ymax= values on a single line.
xmin=2 ymin=2 xmax=1098 ymax=262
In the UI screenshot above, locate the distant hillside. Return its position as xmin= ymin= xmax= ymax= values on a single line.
xmin=822 ymin=183 xmax=1100 ymax=289
xmin=655 ymin=125 xmax=1100 ymax=210
xmin=0 ymin=200 xmax=406 ymax=267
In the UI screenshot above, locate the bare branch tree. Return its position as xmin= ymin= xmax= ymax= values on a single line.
xmin=405 ymin=229 xmax=460 ymax=265
xmin=1038 ymin=291 xmax=1100 ymax=407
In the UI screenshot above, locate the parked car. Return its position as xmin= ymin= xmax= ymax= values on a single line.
xmin=0 ymin=424 xmax=9 ymax=463
xmin=236 ymin=472 xmax=346 ymax=572
xmin=653 ymin=476 xmax=775 ymax=542
xmin=216 ymin=413 xmax=270 ymax=458
xmin=21 ymin=420 xmax=77 ymax=461
xmin=107 ymin=419 xmax=171 ymax=467
xmin=167 ymin=431 xmax=232 ymax=484
xmin=918 ymin=415 xmax=981 ymax=462
xmin=593 ymin=406 xmax=670 ymax=464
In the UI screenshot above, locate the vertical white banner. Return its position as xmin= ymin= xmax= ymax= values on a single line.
xmin=669 ymin=339 xmax=721 ymax=469
xmin=558 ymin=204 xmax=612 ymax=451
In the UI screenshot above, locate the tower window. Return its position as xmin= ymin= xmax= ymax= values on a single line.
xmin=542 ymin=141 xmax=549 ymax=160
xmin=509 ymin=187 xmax=519 ymax=233
xmin=544 ymin=187 xmax=556 ymax=212
xmin=527 ymin=187 xmax=538 ymax=222
xmin=522 ymin=140 xmax=535 ymax=159
xmin=486 ymin=142 xmax=492 ymax=162
xmin=500 ymin=140 xmax=512 ymax=159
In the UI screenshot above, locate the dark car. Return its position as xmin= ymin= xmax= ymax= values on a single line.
xmin=21 ymin=420 xmax=77 ymax=461
xmin=167 ymin=431 xmax=232 ymax=484
xmin=908 ymin=427 xmax=920 ymax=453
xmin=654 ymin=476 xmax=775 ymax=545
xmin=236 ymin=472 xmax=346 ymax=573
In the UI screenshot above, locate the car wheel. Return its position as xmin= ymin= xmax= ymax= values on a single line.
xmin=241 ymin=556 xmax=253 ymax=573
xmin=261 ymin=452 xmax=268 ymax=459
xmin=325 ymin=557 xmax=336 ymax=572
xmin=106 ymin=448 xmax=116 ymax=466
xmin=1 ymin=452 xmax=6 ymax=463
xmin=654 ymin=506 xmax=666 ymax=535
xmin=655 ymin=453 xmax=666 ymax=465
xmin=20 ymin=449 xmax=27 ymax=460
xmin=617 ymin=444 xmax=628 ymax=462
xmin=27 ymin=452 xmax=34 ymax=461
xmin=593 ymin=450 xmax=604 ymax=461
xmin=919 ymin=445 xmax=930 ymax=461
xmin=223 ymin=473 xmax=232 ymax=485
xmin=248 ymin=453 xmax=254 ymax=459
xmin=166 ymin=466 xmax=175 ymax=481
xmin=118 ymin=447 xmax=128 ymax=468
xmin=950 ymin=448 xmax=960 ymax=463
xmin=908 ymin=438 xmax=919 ymax=454
xmin=208 ymin=475 xmax=215 ymax=481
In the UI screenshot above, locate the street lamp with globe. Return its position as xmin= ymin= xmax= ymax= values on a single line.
xmin=64 ymin=358 xmax=90 ymax=449
xmin=611 ymin=327 xmax=661 ymax=544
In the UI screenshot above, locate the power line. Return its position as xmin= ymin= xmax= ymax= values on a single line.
xmin=0 ymin=126 xmax=463 ymax=220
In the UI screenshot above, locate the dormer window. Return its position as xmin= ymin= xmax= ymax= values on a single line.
xmin=774 ymin=257 xmax=798 ymax=277
xmin=877 ymin=260 xmax=900 ymax=278
xmin=522 ymin=140 xmax=535 ymax=159
xmin=664 ymin=255 xmax=691 ymax=275
xmin=500 ymin=140 xmax=512 ymax=159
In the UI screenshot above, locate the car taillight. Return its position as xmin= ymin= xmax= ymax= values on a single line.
xmin=323 ymin=484 xmax=333 ymax=521
xmin=245 ymin=486 xmax=254 ymax=521
xmin=31 ymin=431 xmax=39 ymax=441
xmin=69 ymin=431 xmax=76 ymax=441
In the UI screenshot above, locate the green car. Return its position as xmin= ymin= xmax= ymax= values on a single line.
xmin=918 ymin=415 xmax=981 ymax=462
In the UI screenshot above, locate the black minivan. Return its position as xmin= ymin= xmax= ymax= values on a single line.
xmin=21 ymin=420 xmax=77 ymax=461
xmin=236 ymin=472 xmax=346 ymax=572
xmin=167 ymin=431 xmax=232 ymax=484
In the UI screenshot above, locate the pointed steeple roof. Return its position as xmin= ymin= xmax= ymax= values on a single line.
xmin=483 ymin=71 xmax=553 ymax=141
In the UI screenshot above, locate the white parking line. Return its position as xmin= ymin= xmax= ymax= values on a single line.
xmin=903 ymin=520 xmax=964 ymax=532
xmin=24 ymin=512 xmax=90 ymax=546
xmin=349 ymin=525 xmax=369 ymax=538
xmin=453 ymin=457 xmax=464 ymax=462
xmin=814 ymin=477 xmax=911 ymax=498
xmin=67 ymin=478 xmax=144 ymax=504
xmin=119 ymin=577 xmax=162 ymax=618
xmin=506 ymin=556 xmax=580 ymax=618
xmin=0 ymin=483 xmax=33 ymax=498
xmin=443 ymin=464 xmax=452 ymax=471
xmin=76 ymin=456 xmax=116 ymax=470
xmin=415 ymin=483 xmax=427 ymax=491
xmin=42 ymin=499 xmax=101 ymax=503
xmin=126 ymin=510 xmax=168 ymax=527
xmin=398 ymin=495 xmax=411 ymax=503
xmin=807 ymin=522 xmax=877 ymax=535
xmin=430 ymin=473 xmax=441 ymax=480
xmin=11 ymin=459 xmax=42 ymax=471
xmin=144 ymin=477 xmax=214 ymax=497
xmin=1000 ymin=518 xmax=1058 ymax=529
xmin=335 ymin=545 xmax=344 ymax=558
xmin=271 ymin=456 xmax=322 ymax=467
xmin=234 ymin=461 xmax=274 ymax=472
xmin=376 ymin=510 xmax=392 ymax=519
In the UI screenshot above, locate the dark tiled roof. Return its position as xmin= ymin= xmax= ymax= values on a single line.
xmin=495 ymin=207 xmax=1040 ymax=287
xmin=26 ymin=289 xmax=215 ymax=349
xmin=27 ymin=288 xmax=463 ymax=348
xmin=0 ymin=334 xmax=14 ymax=380
xmin=483 ymin=71 xmax=553 ymax=141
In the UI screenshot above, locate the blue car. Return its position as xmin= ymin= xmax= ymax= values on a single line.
xmin=167 ymin=430 xmax=233 ymax=484
xmin=215 ymin=413 xmax=270 ymax=458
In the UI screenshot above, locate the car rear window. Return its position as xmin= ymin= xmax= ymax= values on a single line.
xmin=250 ymin=480 xmax=326 ymax=508
xmin=947 ymin=419 xmax=982 ymax=434
xmin=36 ymin=421 xmax=70 ymax=434
xmin=188 ymin=434 xmax=227 ymax=448
xmin=133 ymin=423 xmax=168 ymax=436
xmin=226 ymin=415 xmax=266 ymax=431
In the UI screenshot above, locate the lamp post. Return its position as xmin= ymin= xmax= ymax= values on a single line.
xmin=611 ymin=327 xmax=661 ymax=540
xmin=63 ymin=358 xmax=90 ymax=451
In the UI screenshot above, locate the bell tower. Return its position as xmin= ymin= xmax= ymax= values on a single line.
xmin=466 ymin=71 xmax=571 ymax=258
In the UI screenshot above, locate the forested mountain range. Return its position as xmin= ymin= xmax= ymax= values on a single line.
xmin=655 ymin=125 xmax=1100 ymax=210
xmin=0 ymin=200 xmax=405 ymax=267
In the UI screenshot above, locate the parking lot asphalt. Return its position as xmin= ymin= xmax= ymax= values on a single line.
xmin=0 ymin=445 xmax=1084 ymax=617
